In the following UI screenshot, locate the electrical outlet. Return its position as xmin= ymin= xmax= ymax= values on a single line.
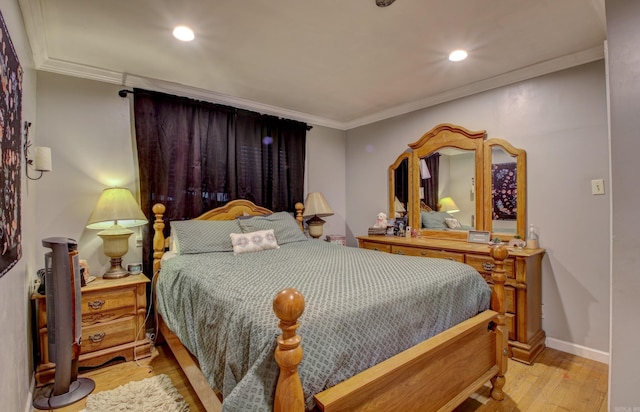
xmin=136 ymin=236 xmax=143 ymax=247
xmin=591 ymin=179 xmax=605 ymax=195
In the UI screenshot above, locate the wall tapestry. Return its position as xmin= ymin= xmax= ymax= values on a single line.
xmin=491 ymin=162 xmax=517 ymax=221
xmin=0 ymin=8 xmax=23 ymax=278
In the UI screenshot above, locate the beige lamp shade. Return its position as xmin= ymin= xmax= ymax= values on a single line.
xmin=394 ymin=197 xmax=406 ymax=213
xmin=303 ymin=192 xmax=334 ymax=218
xmin=87 ymin=187 xmax=147 ymax=278
xmin=303 ymin=192 xmax=333 ymax=239
xmin=87 ymin=187 xmax=148 ymax=229
xmin=439 ymin=197 xmax=460 ymax=213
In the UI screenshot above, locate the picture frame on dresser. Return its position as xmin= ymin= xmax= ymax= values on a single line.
xmin=468 ymin=230 xmax=491 ymax=244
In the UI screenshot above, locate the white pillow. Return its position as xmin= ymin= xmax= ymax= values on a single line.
xmin=445 ymin=217 xmax=462 ymax=229
xmin=230 ymin=229 xmax=279 ymax=255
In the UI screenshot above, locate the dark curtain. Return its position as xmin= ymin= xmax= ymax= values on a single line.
xmin=133 ymin=88 xmax=306 ymax=276
xmin=394 ymin=158 xmax=409 ymax=206
xmin=423 ymin=153 xmax=440 ymax=210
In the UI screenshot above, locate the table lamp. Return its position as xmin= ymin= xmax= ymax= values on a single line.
xmin=439 ymin=197 xmax=460 ymax=214
xmin=86 ymin=187 xmax=147 ymax=278
xmin=303 ymin=192 xmax=334 ymax=239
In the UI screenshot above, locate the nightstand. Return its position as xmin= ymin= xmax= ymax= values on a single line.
xmin=32 ymin=275 xmax=152 ymax=385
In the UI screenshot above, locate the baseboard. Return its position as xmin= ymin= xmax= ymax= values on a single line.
xmin=546 ymin=337 xmax=610 ymax=364
xmin=25 ymin=374 xmax=35 ymax=412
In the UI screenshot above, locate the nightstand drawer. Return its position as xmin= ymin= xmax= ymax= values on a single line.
xmin=360 ymin=241 xmax=391 ymax=253
xmin=82 ymin=287 xmax=136 ymax=314
xmin=82 ymin=317 xmax=137 ymax=354
xmin=466 ymin=254 xmax=515 ymax=279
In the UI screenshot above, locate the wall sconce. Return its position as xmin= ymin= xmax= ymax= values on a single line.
xmin=303 ymin=192 xmax=334 ymax=239
xmin=23 ymin=121 xmax=52 ymax=180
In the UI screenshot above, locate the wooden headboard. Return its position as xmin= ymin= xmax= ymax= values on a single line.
xmin=151 ymin=199 xmax=305 ymax=275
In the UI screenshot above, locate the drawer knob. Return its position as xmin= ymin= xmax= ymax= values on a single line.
xmin=482 ymin=262 xmax=495 ymax=271
xmin=373 ymin=247 xmax=380 ymax=251
xmin=89 ymin=332 xmax=106 ymax=343
xmin=88 ymin=300 xmax=105 ymax=310
xmin=395 ymin=250 xmax=404 ymax=255
xmin=421 ymin=251 xmax=427 ymax=256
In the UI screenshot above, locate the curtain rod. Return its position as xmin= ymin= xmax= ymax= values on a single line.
xmin=119 ymin=88 xmax=312 ymax=130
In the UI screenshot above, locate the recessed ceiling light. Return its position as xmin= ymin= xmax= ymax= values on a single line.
xmin=448 ymin=49 xmax=468 ymax=62
xmin=173 ymin=25 xmax=195 ymax=42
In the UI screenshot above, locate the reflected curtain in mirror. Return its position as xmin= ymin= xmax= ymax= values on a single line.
xmin=421 ymin=153 xmax=440 ymax=210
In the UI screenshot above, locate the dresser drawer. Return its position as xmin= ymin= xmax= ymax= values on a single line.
xmin=360 ymin=241 xmax=391 ymax=253
xmin=391 ymin=245 xmax=464 ymax=262
xmin=465 ymin=254 xmax=515 ymax=279
xmin=81 ymin=317 xmax=137 ymax=354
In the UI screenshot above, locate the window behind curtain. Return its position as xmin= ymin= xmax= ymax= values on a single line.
xmin=133 ymin=88 xmax=306 ymax=275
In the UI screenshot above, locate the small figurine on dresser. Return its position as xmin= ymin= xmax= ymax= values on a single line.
xmin=368 ymin=212 xmax=389 ymax=235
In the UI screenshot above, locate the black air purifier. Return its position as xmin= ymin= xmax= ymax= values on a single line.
xmin=33 ymin=238 xmax=95 ymax=410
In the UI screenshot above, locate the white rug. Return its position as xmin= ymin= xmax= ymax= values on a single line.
xmin=83 ymin=374 xmax=190 ymax=412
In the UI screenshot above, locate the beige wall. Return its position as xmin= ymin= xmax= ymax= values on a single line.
xmin=606 ymin=0 xmax=640 ymax=408
xmin=346 ymin=61 xmax=611 ymax=358
xmin=0 ymin=0 xmax=37 ymax=410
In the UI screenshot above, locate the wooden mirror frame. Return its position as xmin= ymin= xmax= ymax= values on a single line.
xmin=388 ymin=150 xmax=413 ymax=220
xmin=483 ymin=138 xmax=527 ymax=240
xmin=408 ymin=124 xmax=486 ymax=239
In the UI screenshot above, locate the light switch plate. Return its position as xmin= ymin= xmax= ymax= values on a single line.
xmin=591 ymin=179 xmax=605 ymax=195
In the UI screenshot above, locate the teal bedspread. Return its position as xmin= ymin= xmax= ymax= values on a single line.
xmin=156 ymin=240 xmax=491 ymax=411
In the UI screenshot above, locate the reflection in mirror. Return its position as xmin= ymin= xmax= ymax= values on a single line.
xmin=484 ymin=139 xmax=526 ymax=239
xmin=389 ymin=151 xmax=411 ymax=219
xmin=419 ymin=148 xmax=476 ymax=230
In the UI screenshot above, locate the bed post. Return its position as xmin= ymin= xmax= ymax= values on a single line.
xmin=273 ymin=288 xmax=306 ymax=412
xmin=152 ymin=203 xmax=166 ymax=276
xmin=295 ymin=202 xmax=305 ymax=232
xmin=489 ymin=244 xmax=509 ymax=401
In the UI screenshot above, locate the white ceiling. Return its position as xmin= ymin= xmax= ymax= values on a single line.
xmin=19 ymin=0 xmax=606 ymax=130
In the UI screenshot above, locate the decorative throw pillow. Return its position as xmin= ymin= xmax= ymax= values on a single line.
xmin=445 ymin=217 xmax=462 ymax=229
xmin=237 ymin=211 xmax=307 ymax=244
xmin=420 ymin=211 xmax=451 ymax=229
xmin=230 ymin=229 xmax=280 ymax=255
xmin=170 ymin=219 xmax=242 ymax=254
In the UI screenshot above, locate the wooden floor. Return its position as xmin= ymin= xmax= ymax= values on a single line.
xmin=33 ymin=344 xmax=608 ymax=412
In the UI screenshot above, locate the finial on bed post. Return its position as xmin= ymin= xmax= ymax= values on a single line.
xmin=152 ymin=203 xmax=166 ymax=276
xmin=295 ymin=202 xmax=305 ymax=232
xmin=273 ymin=288 xmax=305 ymax=412
xmin=489 ymin=244 xmax=508 ymax=401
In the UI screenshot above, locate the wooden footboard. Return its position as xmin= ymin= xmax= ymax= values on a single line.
xmin=151 ymin=200 xmax=508 ymax=412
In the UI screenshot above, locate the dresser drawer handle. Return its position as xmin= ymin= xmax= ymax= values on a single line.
xmin=88 ymin=300 xmax=105 ymax=310
xmin=372 ymin=247 xmax=380 ymax=251
xmin=395 ymin=250 xmax=404 ymax=255
xmin=446 ymin=257 xmax=455 ymax=261
xmin=482 ymin=262 xmax=495 ymax=271
xmin=89 ymin=332 xmax=106 ymax=343
xmin=421 ymin=251 xmax=427 ymax=256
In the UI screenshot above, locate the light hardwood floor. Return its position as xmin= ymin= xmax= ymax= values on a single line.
xmin=33 ymin=344 xmax=608 ymax=412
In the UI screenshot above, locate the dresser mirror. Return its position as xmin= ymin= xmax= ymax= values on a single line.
xmin=388 ymin=123 xmax=526 ymax=241
xmin=483 ymin=139 xmax=527 ymax=239
xmin=388 ymin=151 xmax=412 ymax=219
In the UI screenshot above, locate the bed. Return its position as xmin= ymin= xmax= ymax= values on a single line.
xmin=151 ymin=199 xmax=509 ymax=412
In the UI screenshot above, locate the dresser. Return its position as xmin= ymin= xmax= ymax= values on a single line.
xmin=357 ymin=235 xmax=546 ymax=364
xmin=33 ymin=275 xmax=152 ymax=384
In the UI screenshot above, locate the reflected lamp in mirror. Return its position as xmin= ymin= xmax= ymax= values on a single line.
xmin=303 ymin=192 xmax=334 ymax=239
xmin=439 ymin=197 xmax=460 ymax=214
xmin=86 ymin=187 xmax=147 ymax=279
xmin=394 ymin=197 xmax=406 ymax=217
